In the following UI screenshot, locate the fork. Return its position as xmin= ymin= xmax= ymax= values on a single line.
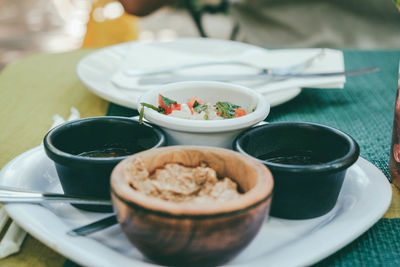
xmin=122 ymin=49 xmax=325 ymax=77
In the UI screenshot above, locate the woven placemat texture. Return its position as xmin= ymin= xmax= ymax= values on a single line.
xmin=0 ymin=49 xmax=108 ymax=169
xmin=106 ymin=50 xmax=400 ymax=266
xmin=267 ymin=51 xmax=399 ymax=181
xmin=315 ymin=218 xmax=400 ymax=266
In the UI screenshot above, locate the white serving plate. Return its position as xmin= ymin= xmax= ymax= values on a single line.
xmin=76 ymin=38 xmax=344 ymax=109
xmin=0 ymin=146 xmax=391 ymax=267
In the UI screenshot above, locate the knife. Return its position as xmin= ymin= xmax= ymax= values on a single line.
xmin=137 ymin=67 xmax=379 ymax=85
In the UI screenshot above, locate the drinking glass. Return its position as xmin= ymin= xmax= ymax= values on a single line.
xmin=389 ymin=63 xmax=400 ymax=189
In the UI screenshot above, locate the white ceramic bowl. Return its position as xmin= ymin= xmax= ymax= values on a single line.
xmin=138 ymin=81 xmax=270 ymax=148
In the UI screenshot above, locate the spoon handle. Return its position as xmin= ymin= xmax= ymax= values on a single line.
xmin=67 ymin=215 xmax=118 ymax=236
xmin=0 ymin=187 xmax=111 ymax=205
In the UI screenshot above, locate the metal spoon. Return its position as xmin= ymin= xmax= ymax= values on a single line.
xmin=0 ymin=186 xmax=111 ymax=205
xmin=0 ymin=187 xmax=116 ymax=236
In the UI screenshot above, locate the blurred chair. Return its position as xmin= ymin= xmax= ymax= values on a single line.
xmin=82 ymin=0 xmax=138 ymax=47
xmin=185 ymin=0 xmax=238 ymax=40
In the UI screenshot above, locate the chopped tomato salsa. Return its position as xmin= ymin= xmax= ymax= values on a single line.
xmin=158 ymin=94 xmax=181 ymax=115
xmin=139 ymin=94 xmax=249 ymax=123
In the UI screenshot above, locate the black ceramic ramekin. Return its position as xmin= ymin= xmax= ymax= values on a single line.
xmin=43 ymin=116 xmax=166 ymax=212
xmin=234 ymin=122 xmax=360 ymax=219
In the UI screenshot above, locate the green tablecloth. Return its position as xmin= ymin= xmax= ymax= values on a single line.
xmin=1 ymin=49 xmax=399 ymax=266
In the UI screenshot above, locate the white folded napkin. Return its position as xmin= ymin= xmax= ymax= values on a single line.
xmin=111 ymin=43 xmax=345 ymax=94
xmin=0 ymin=217 xmax=26 ymax=258
xmin=0 ymin=107 xmax=80 ymax=259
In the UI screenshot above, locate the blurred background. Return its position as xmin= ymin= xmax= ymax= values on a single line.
xmin=0 ymin=0 xmax=232 ymax=70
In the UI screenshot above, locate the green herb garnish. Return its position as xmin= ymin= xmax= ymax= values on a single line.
xmin=160 ymin=95 xmax=177 ymax=107
xmin=141 ymin=102 xmax=159 ymax=111
xmin=215 ymin=101 xmax=241 ymax=118
xmin=193 ymin=101 xmax=208 ymax=113
xmin=158 ymin=106 xmax=166 ymax=114
xmin=139 ymin=105 xmax=145 ymax=124
xmin=139 ymin=102 xmax=166 ymax=124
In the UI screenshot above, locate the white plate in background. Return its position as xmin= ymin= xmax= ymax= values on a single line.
xmin=76 ymin=38 xmax=345 ymax=109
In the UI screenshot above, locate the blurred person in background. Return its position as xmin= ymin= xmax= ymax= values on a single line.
xmin=83 ymin=0 xmax=139 ymax=47
xmin=118 ymin=0 xmax=400 ymax=49
xmin=0 ymin=0 xmax=139 ymax=69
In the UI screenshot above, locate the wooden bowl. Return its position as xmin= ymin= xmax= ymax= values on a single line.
xmin=110 ymin=146 xmax=273 ymax=266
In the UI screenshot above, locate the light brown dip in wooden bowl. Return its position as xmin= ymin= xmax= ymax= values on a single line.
xmin=111 ymin=146 xmax=273 ymax=266
xmin=125 ymin=160 xmax=242 ymax=203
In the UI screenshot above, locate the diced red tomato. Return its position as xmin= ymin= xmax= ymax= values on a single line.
xmin=158 ymin=94 xmax=167 ymax=109
xmin=163 ymin=104 xmax=181 ymax=115
xmin=233 ymin=108 xmax=246 ymax=118
xmin=158 ymin=94 xmax=181 ymax=114
xmin=186 ymin=97 xmax=205 ymax=114
xmin=171 ymin=103 xmax=181 ymax=111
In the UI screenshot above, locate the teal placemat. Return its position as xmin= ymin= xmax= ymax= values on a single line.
xmin=106 ymin=51 xmax=400 ymax=266
xmin=315 ymin=218 xmax=400 ymax=266
xmin=107 ymin=103 xmax=139 ymax=118
xmin=267 ymin=51 xmax=400 ymax=181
